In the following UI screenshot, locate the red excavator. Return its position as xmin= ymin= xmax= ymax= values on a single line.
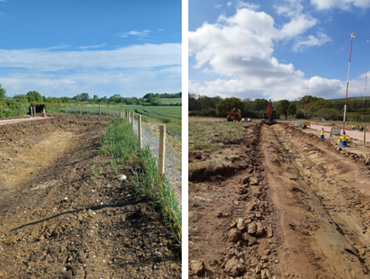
xmin=262 ymin=99 xmax=277 ymax=125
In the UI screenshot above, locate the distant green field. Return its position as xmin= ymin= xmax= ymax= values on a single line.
xmin=128 ymin=105 xmax=181 ymax=136
xmin=50 ymin=104 xmax=182 ymax=137
xmin=160 ymin=98 xmax=182 ymax=104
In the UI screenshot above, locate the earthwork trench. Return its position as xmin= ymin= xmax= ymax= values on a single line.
xmin=262 ymin=124 xmax=370 ymax=278
xmin=189 ymin=122 xmax=370 ymax=278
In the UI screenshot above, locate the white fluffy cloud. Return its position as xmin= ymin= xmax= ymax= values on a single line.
xmin=236 ymin=1 xmax=260 ymax=10
xmin=189 ymin=5 xmax=367 ymax=100
xmin=0 ymin=43 xmax=181 ymax=71
xmin=120 ymin=30 xmax=151 ymax=38
xmin=292 ymin=32 xmax=331 ymax=52
xmin=2 ymin=66 xmax=181 ymax=98
xmin=0 ymin=43 xmax=181 ymax=97
xmin=311 ymin=0 xmax=370 ymax=10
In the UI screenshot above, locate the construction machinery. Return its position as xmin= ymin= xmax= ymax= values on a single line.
xmin=262 ymin=99 xmax=277 ymax=125
xmin=227 ymin=108 xmax=242 ymax=122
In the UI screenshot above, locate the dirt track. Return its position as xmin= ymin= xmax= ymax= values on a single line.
xmin=189 ymin=122 xmax=370 ymax=278
xmin=0 ymin=114 xmax=181 ymax=278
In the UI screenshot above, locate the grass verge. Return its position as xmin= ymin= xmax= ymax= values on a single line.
xmin=99 ymin=118 xmax=181 ymax=244
xmin=189 ymin=121 xmax=252 ymax=151
xmin=133 ymin=147 xmax=182 ymax=244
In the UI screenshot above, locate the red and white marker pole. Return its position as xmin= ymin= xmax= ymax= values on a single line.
xmin=342 ymin=33 xmax=355 ymax=134
xmin=361 ymin=76 xmax=367 ymax=127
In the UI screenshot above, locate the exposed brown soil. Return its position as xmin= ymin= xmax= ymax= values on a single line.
xmin=0 ymin=114 xmax=181 ymax=278
xmin=189 ymin=122 xmax=370 ymax=278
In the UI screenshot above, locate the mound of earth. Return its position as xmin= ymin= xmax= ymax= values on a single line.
xmin=0 ymin=114 xmax=181 ymax=278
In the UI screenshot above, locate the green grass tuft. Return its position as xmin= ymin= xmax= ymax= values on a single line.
xmin=99 ymin=118 xmax=181 ymax=244
xmin=132 ymin=146 xmax=182 ymax=244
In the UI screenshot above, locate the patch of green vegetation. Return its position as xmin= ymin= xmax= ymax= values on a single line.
xmin=132 ymin=106 xmax=181 ymax=137
xmin=99 ymin=119 xmax=181 ymax=244
xmin=0 ymin=100 xmax=25 ymax=119
xmin=91 ymin=163 xmax=102 ymax=177
xmin=133 ymin=147 xmax=181 ymax=244
xmin=160 ymin=98 xmax=182 ymax=105
xmin=189 ymin=121 xmax=252 ymax=151
xmin=99 ymin=119 xmax=139 ymax=164
xmin=49 ymin=104 xmax=182 ymax=138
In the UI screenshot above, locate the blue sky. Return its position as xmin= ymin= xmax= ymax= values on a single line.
xmin=189 ymin=0 xmax=370 ymax=101
xmin=0 ymin=0 xmax=181 ymax=98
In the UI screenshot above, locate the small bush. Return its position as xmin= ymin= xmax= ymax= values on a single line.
xmin=0 ymin=100 xmax=25 ymax=118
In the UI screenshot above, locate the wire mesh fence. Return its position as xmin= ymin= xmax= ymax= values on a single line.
xmin=131 ymin=114 xmax=182 ymax=203
xmin=49 ymin=104 xmax=182 ymax=203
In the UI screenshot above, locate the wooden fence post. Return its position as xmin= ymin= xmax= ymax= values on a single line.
xmin=99 ymin=106 xmax=101 ymax=116
xmin=364 ymin=126 xmax=367 ymax=147
xmin=138 ymin=115 xmax=142 ymax=149
xmin=131 ymin=111 xmax=134 ymax=127
xmin=65 ymin=105 xmax=67 ymax=114
xmin=159 ymin=125 xmax=166 ymax=176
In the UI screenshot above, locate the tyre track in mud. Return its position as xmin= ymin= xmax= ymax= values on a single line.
xmin=189 ymin=124 xmax=280 ymax=278
xmin=262 ymin=123 xmax=370 ymax=278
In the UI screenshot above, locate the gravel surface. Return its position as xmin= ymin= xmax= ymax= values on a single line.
xmin=308 ymin=124 xmax=370 ymax=142
xmin=0 ymin=116 xmax=51 ymax=126
xmin=132 ymin=116 xmax=182 ymax=205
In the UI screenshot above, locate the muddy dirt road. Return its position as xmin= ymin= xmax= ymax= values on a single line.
xmin=189 ymin=122 xmax=370 ymax=278
xmin=0 ymin=114 xmax=181 ymax=278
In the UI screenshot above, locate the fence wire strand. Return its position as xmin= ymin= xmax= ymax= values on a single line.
xmin=131 ymin=115 xmax=182 ymax=204
xmin=49 ymin=105 xmax=182 ymax=203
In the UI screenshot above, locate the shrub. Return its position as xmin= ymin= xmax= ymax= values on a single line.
xmin=0 ymin=100 xmax=25 ymax=118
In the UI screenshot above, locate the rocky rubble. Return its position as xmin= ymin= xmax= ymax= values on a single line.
xmin=216 ymin=124 xmax=278 ymax=278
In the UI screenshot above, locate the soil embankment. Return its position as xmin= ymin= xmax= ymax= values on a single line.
xmin=0 ymin=114 xmax=181 ymax=278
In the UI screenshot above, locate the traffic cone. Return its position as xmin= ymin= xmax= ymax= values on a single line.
xmin=341 ymin=131 xmax=347 ymax=147
xmin=42 ymin=107 xmax=46 ymax=117
xmin=320 ymin=128 xmax=324 ymax=139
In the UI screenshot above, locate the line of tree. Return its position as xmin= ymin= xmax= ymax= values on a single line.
xmin=189 ymin=93 xmax=370 ymax=122
xmin=0 ymin=85 xmax=181 ymax=106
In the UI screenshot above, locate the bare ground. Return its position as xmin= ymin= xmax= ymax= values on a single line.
xmin=189 ymin=121 xmax=370 ymax=278
xmin=0 ymin=114 xmax=181 ymax=279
